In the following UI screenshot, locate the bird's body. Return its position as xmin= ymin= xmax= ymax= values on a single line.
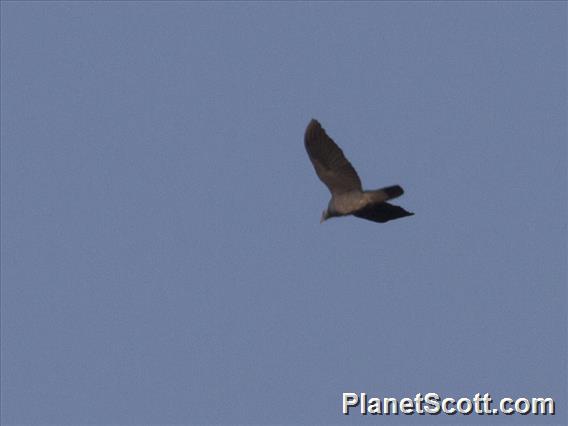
xmin=304 ymin=119 xmax=413 ymax=224
xmin=328 ymin=190 xmax=368 ymax=215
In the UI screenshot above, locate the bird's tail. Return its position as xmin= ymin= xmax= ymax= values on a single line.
xmin=365 ymin=185 xmax=404 ymax=203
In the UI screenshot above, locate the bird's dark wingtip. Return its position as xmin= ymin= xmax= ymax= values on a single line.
xmin=305 ymin=119 xmax=323 ymax=141
xmin=308 ymin=118 xmax=321 ymax=128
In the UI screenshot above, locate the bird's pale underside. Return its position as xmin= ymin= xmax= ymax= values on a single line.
xmin=304 ymin=119 xmax=414 ymax=224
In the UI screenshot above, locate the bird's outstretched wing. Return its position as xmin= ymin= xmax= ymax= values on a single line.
xmin=304 ymin=119 xmax=362 ymax=195
xmin=354 ymin=202 xmax=414 ymax=223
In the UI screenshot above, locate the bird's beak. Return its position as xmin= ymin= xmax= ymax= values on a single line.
xmin=320 ymin=211 xmax=326 ymax=224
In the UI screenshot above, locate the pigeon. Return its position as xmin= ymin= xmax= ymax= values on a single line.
xmin=304 ymin=119 xmax=413 ymax=224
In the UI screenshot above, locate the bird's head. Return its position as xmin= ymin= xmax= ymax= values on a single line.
xmin=320 ymin=209 xmax=331 ymax=223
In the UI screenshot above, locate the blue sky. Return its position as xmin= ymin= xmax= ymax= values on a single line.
xmin=1 ymin=2 xmax=566 ymax=425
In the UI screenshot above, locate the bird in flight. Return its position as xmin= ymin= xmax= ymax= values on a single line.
xmin=304 ymin=119 xmax=414 ymax=224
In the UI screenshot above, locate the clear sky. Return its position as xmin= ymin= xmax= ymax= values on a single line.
xmin=1 ymin=2 xmax=566 ymax=425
